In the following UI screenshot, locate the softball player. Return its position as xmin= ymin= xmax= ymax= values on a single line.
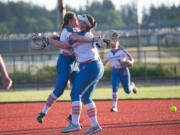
xmin=61 ymin=14 xmax=104 ymax=135
xmin=104 ymin=36 xmax=137 ymax=112
xmin=36 ymin=12 xmax=80 ymax=124
xmin=36 ymin=12 xmax=99 ymax=124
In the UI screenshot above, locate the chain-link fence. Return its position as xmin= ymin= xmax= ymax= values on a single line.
xmin=0 ymin=46 xmax=179 ymax=90
xmin=0 ymin=28 xmax=180 ymax=90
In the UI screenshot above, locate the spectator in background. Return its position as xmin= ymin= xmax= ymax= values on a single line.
xmin=0 ymin=54 xmax=13 ymax=90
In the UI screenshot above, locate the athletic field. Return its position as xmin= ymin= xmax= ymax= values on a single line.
xmin=0 ymin=86 xmax=180 ymax=135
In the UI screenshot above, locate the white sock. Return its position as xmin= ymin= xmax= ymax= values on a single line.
xmin=112 ymin=92 xmax=118 ymax=107
xmin=129 ymin=83 xmax=134 ymax=91
xmin=71 ymin=101 xmax=81 ymax=125
xmin=42 ymin=92 xmax=57 ymax=114
xmin=85 ymin=102 xmax=98 ymax=127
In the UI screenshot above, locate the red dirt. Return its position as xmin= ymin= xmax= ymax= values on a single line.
xmin=0 ymin=100 xmax=180 ymax=135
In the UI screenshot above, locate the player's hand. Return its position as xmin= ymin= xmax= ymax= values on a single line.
xmin=2 ymin=76 xmax=13 ymax=90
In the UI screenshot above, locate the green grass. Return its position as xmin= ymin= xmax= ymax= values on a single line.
xmin=0 ymin=86 xmax=180 ymax=103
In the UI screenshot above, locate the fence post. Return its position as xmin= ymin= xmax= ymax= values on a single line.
xmin=144 ymin=51 xmax=147 ymax=82
xmin=174 ymin=65 xmax=177 ymax=85
xmin=12 ymin=55 xmax=16 ymax=90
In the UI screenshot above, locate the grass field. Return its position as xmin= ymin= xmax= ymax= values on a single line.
xmin=0 ymin=85 xmax=180 ymax=102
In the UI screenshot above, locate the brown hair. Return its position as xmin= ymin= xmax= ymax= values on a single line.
xmin=60 ymin=11 xmax=75 ymax=32
xmin=86 ymin=14 xmax=97 ymax=31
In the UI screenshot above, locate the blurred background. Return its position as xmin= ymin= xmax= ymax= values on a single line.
xmin=0 ymin=0 xmax=180 ymax=90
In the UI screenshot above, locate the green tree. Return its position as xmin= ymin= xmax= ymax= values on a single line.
xmin=102 ymin=0 xmax=115 ymax=10
xmin=0 ymin=23 xmax=9 ymax=34
xmin=142 ymin=5 xmax=180 ymax=27
xmin=120 ymin=2 xmax=137 ymax=27
xmin=77 ymin=0 xmax=124 ymax=29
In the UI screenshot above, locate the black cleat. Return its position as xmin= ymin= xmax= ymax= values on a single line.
xmin=66 ymin=114 xmax=83 ymax=128
xmin=66 ymin=114 xmax=72 ymax=122
xmin=36 ymin=112 xmax=46 ymax=124
xmin=110 ymin=106 xmax=118 ymax=112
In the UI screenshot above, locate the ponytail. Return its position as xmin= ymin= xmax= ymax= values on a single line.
xmin=59 ymin=11 xmax=75 ymax=34
xmin=86 ymin=14 xmax=97 ymax=31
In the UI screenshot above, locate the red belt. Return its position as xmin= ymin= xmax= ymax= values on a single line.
xmin=84 ymin=59 xmax=93 ymax=63
xmin=112 ymin=65 xmax=121 ymax=69
xmin=62 ymin=51 xmax=75 ymax=57
xmin=82 ymin=57 xmax=101 ymax=63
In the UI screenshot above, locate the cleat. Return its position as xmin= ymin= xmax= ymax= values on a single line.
xmin=66 ymin=114 xmax=83 ymax=128
xmin=110 ymin=106 xmax=118 ymax=112
xmin=61 ymin=123 xmax=81 ymax=133
xmin=131 ymin=82 xmax=137 ymax=94
xmin=66 ymin=114 xmax=72 ymax=122
xmin=83 ymin=124 xmax=102 ymax=135
xmin=36 ymin=112 xmax=45 ymax=124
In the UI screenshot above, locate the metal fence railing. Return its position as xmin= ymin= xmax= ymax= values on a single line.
xmin=0 ymin=46 xmax=180 ymax=90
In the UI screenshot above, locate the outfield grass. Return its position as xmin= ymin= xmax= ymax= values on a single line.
xmin=0 ymin=86 xmax=180 ymax=102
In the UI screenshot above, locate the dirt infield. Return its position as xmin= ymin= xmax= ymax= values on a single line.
xmin=0 ymin=100 xmax=180 ymax=135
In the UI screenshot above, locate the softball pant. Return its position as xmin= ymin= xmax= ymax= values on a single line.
xmin=112 ymin=67 xmax=131 ymax=94
xmin=70 ymin=60 xmax=104 ymax=105
xmin=53 ymin=54 xmax=79 ymax=97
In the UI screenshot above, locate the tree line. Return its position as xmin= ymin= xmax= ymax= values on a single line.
xmin=0 ymin=0 xmax=180 ymax=34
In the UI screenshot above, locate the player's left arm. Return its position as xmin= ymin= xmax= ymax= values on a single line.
xmin=121 ymin=50 xmax=134 ymax=68
xmin=121 ymin=59 xmax=134 ymax=68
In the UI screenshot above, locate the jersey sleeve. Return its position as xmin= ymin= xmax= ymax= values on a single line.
xmin=84 ymin=31 xmax=93 ymax=38
xmin=60 ymin=28 xmax=72 ymax=42
xmin=122 ymin=48 xmax=131 ymax=59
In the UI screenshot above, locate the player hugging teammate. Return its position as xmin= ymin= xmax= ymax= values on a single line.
xmin=33 ymin=11 xmax=138 ymax=134
xmin=103 ymin=31 xmax=137 ymax=112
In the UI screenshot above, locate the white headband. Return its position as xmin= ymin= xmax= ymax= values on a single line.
xmin=78 ymin=15 xmax=92 ymax=27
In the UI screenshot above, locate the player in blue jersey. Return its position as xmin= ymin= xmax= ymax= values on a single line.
xmin=36 ymin=12 xmax=97 ymax=124
xmin=61 ymin=14 xmax=104 ymax=135
xmin=103 ymin=31 xmax=137 ymax=112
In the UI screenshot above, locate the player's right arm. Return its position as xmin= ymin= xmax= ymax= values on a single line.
xmin=48 ymin=35 xmax=71 ymax=49
xmin=103 ymin=52 xmax=111 ymax=66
